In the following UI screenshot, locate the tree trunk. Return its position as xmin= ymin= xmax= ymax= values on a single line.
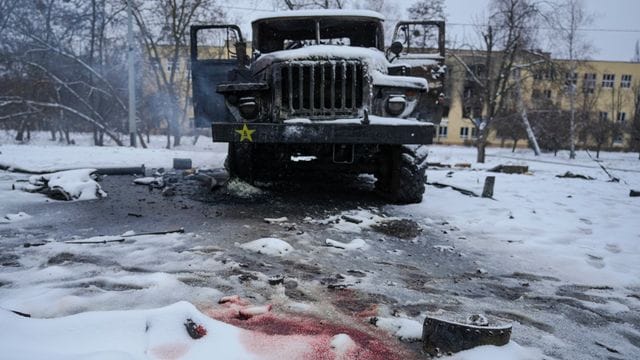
xmin=476 ymin=141 xmax=486 ymax=163
xmin=15 ymin=120 xmax=26 ymax=141
xmin=137 ymin=132 xmax=147 ymax=148
xmin=511 ymin=139 xmax=518 ymax=152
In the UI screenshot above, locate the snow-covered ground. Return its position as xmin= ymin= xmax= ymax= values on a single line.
xmin=398 ymin=146 xmax=640 ymax=287
xmin=1 ymin=131 xmax=639 ymax=359
xmin=0 ymin=131 xmax=226 ymax=172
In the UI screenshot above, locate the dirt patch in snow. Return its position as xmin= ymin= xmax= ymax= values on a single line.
xmin=371 ymin=219 xmax=422 ymax=239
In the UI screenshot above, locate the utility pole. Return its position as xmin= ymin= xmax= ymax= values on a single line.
xmin=127 ymin=0 xmax=136 ymax=147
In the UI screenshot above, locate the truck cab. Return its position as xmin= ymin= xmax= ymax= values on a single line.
xmin=190 ymin=10 xmax=446 ymax=203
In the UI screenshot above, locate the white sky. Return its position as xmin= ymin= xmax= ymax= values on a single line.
xmin=223 ymin=0 xmax=640 ymax=62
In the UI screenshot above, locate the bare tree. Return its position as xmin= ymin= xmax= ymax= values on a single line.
xmin=0 ymin=0 xmax=131 ymax=145
xmin=531 ymin=108 xmax=570 ymax=156
xmin=130 ymin=0 xmax=224 ymax=148
xmin=494 ymin=113 xmax=527 ymax=152
xmin=407 ymin=0 xmax=445 ymax=20
xmin=451 ymin=0 xmax=540 ymax=163
xmin=549 ymin=0 xmax=593 ymax=159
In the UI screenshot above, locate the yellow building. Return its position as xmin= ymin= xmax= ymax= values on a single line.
xmin=439 ymin=52 xmax=640 ymax=149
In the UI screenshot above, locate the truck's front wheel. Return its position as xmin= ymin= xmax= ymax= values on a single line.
xmin=376 ymin=145 xmax=428 ymax=204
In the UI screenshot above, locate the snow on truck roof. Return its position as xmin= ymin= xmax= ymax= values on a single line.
xmin=252 ymin=10 xmax=385 ymax=23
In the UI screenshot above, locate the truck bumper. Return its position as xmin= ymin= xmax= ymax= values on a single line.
xmin=211 ymin=121 xmax=434 ymax=145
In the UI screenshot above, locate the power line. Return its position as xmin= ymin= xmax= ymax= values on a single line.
xmin=441 ymin=22 xmax=640 ymax=34
xmin=218 ymin=6 xmax=640 ymax=34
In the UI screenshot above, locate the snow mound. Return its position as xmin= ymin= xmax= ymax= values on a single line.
xmin=371 ymin=316 xmax=423 ymax=341
xmin=325 ymin=238 xmax=369 ymax=251
xmin=239 ymin=238 xmax=294 ymax=256
xmin=28 ymin=169 xmax=106 ymax=200
xmin=330 ymin=333 xmax=357 ymax=356
xmin=0 ymin=301 xmax=249 ymax=360
xmin=0 ymin=212 xmax=32 ymax=223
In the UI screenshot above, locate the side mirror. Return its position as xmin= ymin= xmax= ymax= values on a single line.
xmin=390 ymin=41 xmax=403 ymax=56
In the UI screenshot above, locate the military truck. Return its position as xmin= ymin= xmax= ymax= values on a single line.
xmin=190 ymin=10 xmax=445 ymax=203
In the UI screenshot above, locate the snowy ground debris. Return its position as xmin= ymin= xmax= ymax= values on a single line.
xmin=22 ymin=169 xmax=107 ymax=201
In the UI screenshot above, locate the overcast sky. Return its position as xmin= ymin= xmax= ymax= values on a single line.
xmin=224 ymin=0 xmax=640 ymax=62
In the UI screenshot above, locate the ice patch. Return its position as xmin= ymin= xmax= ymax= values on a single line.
xmin=239 ymin=238 xmax=294 ymax=256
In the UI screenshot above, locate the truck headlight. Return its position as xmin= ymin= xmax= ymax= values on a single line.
xmin=238 ymin=97 xmax=258 ymax=120
xmin=386 ymin=95 xmax=406 ymax=116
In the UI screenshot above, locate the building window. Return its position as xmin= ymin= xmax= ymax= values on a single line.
xmin=621 ymin=74 xmax=632 ymax=88
xmin=599 ymin=111 xmax=609 ymax=121
xmin=617 ymin=112 xmax=626 ymax=123
xmin=583 ymin=73 xmax=596 ymax=93
xmin=544 ymin=90 xmax=552 ymax=99
xmin=438 ymin=126 xmax=448 ymax=138
xmin=613 ymin=135 xmax=624 ymax=144
xmin=534 ymin=68 xmax=555 ymax=81
xmin=471 ymin=127 xmax=478 ymax=139
xmin=602 ymin=74 xmax=615 ymax=88
xmin=565 ymin=72 xmax=577 ymax=87
xmin=460 ymin=127 xmax=469 ymax=139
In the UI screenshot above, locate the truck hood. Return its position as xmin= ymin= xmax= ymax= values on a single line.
xmin=252 ymin=45 xmax=427 ymax=90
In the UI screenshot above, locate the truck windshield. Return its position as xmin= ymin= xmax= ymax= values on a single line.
xmin=254 ymin=17 xmax=382 ymax=54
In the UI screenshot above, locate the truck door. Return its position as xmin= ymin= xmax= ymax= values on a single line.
xmin=390 ymin=21 xmax=447 ymax=123
xmin=190 ymin=25 xmax=247 ymax=127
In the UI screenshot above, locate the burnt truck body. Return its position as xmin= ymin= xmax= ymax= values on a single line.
xmin=190 ymin=10 xmax=445 ymax=203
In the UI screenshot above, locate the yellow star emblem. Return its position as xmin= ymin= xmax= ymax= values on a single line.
xmin=235 ymin=123 xmax=255 ymax=142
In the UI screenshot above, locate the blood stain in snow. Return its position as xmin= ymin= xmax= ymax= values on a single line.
xmin=149 ymin=342 xmax=189 ymax=360
xmin=225 ymin=312 xmax=403 ymax=359
xmin=205 ymin=296 xmax=410 ymax=359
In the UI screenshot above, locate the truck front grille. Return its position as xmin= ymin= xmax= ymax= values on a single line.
xmin=279 ymin=61 xmax=364 ymax=118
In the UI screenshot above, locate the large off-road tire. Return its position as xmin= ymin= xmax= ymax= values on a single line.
xmin=225 ymin=142 xmax=254 ymax=182
xmin=376 ymin=145 xmax=428 ymax=204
